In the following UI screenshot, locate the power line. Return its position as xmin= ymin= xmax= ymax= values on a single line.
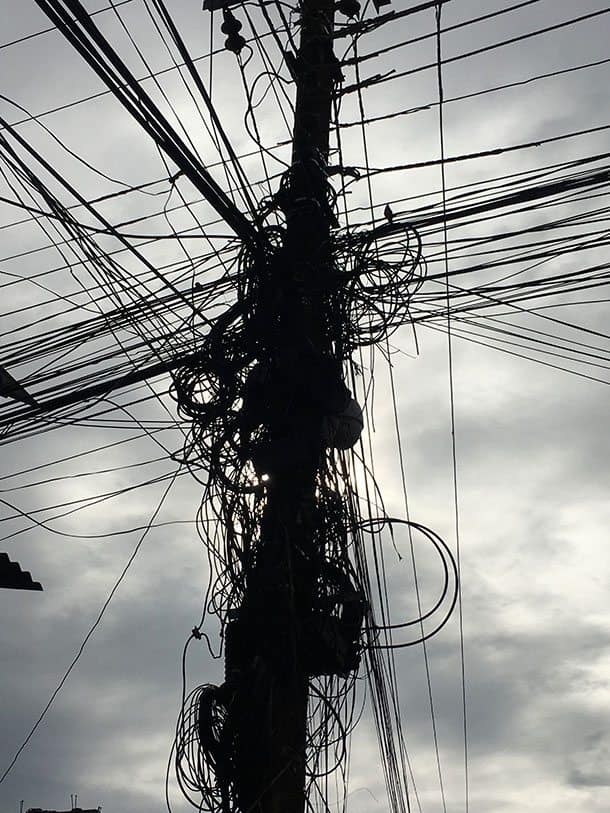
xmin=0 ymin=469 xmax=180 ymax=786
xmin=342 ymin=6 xmax=610 ymax=93
xmin=434 ymin=7 xmax=468 ymax=810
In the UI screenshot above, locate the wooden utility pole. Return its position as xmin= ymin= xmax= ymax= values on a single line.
xmin=229 ymin=2 xmax=339 ymax=813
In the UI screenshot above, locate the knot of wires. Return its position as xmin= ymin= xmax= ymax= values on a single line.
xmin=339 ymin=223 xmax=427 ymax=348
xmin=175 ymin=684 xmax=235 ymax=813
xmin=169 ymin=165 xmax=443 ymax=813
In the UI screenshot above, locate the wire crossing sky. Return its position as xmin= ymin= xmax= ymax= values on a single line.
xmin=0 ymin=2 xmax=609 ymax=813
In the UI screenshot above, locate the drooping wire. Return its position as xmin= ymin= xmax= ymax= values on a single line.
xmin=435 ymin=4 xmax=469 ymax=810
xmin=0 ymin=467 xmax=181 ymax=786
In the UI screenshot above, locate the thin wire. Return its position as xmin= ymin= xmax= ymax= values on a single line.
xmin=435 ymin=5 xmax=468 ymax=811
xmin=0 ymin=468 xmax=180 ymax=785
xmin=0 ymin=0 xmax=134 ymax=50
xmin=352 ymin=33 xmax=426 ymax=813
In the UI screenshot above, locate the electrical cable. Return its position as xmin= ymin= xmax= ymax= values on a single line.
xmin=0 ymin=468 xmax=180 ymax=786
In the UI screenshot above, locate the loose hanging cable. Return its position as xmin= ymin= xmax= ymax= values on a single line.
xmin=435 ymin=4 xmax=469 ymax=811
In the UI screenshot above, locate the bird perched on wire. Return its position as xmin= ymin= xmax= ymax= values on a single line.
xmin=383 ymin=203 xmax=394 ymax=223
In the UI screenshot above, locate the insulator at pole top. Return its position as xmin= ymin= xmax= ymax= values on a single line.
xmin=221 ymin=7 xmax=242 ymax=33
xmin=220 ymin=7 xmax=246 ymax=54
xmin=224 ymin=31 xmax=246 ymax=54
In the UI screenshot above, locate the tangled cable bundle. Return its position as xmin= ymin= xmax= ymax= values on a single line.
xmin=342 ymin=224 xmax=427 ymax=348
xmin=358 ymin=517 xmax=459 ymax=649
xmin=175 ymin=684 xmax=236 ymax=813
xmin=169 ymin=162 xmax=453 ymax=813
xmin=171 ymin=179 xmax=427 ymax=495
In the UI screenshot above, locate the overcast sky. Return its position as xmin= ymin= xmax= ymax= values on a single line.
xmin=0 ymin=2 xmax=609 ymax=813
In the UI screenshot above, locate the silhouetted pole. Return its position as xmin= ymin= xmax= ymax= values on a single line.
xmin=230 ymin=1 xmax=338 ymax=813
